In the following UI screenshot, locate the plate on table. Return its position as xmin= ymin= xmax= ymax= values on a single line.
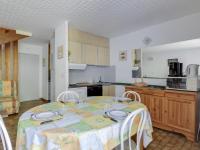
xmin=31 ymin=111 xmax=60 ymax=121
xmin=106 ymin=110 xmax=128 ymax=121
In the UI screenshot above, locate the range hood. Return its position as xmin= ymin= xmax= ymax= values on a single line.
xmin=69 ymin=63 xmax=87 ymax=70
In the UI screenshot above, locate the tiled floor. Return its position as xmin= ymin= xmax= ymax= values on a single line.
xmin=1 ymin=100 xmax=47 ymax=149
xmin=1 ymin=100 xmax=200 ymax=150
xmin=147 ymin=128 xmax=200 ymax=150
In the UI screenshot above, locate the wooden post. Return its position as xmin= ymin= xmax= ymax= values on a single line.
xmin=0 ymin=44 xmax=2 ymax=79
xmin=13 ymin=41 xmax=18 ymax=81
xmin=5 ymin=42 xmax=10 ymax=80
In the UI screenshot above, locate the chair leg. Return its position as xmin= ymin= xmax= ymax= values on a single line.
xmin=197 ymin=123 xmax=200 ymax=141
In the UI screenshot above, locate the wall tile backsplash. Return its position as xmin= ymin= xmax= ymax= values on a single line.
xmin=69 ymin=65 xmax=116 ymax=84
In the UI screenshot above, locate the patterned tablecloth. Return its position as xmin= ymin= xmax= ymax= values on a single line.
xmin=16 ymin=96 xmax=153 ymax=150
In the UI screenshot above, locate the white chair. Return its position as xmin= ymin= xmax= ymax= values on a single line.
xmin=56 ymin=90 xmax=80 ymax=103
xmin=197 ymin=122 xmax=200 ymax=141
xmin=0 ymin=115 xmax=12 ymax=150
xmin=120 ymin=108 xmax=147 ymax=150
xmin=122 ymin=91 xmax=141 ymax=102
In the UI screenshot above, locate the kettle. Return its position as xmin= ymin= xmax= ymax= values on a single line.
xmin=186 ymin=64 xmax=199 ymax=77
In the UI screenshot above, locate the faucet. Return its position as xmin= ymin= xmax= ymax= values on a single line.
xmin=99 ymin=76 xmax=102 ymax=83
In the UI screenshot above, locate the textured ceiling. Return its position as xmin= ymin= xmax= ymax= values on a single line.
xmin=0 ymin=0 xmax=200 ymax=43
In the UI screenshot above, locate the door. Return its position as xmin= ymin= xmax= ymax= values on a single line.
xmin=150 ymin=96 xmax=163 ymax=123
xmin=167 ymin=98 xmax=195 ymax=132
xmin=69 ymin=41 xmax=82 ymax=64
xmin=141 ymin=94 xmax=163 ymax=123
xmin=19 ymin=54 xmax=40 ymax=101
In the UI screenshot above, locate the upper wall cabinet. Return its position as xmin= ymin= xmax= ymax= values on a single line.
xmin=68 ymin=27 xmax=110 ymax=66
xmin=82 ymin=44 xmax=98 ymax=65
xmin=69 ymin=41 xmax=82 ymax=64
xmin=97 ymin=47 xmax=110 ymax=66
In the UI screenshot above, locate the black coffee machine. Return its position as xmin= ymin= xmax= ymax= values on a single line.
xmin=168 ymin=62 xmax=183 ymax=77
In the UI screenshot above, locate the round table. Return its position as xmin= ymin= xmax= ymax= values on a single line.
xmin=16 ymin=96 xmax=153 ymax=150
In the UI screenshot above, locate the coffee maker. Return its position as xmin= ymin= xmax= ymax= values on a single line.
xmin=168 ymin=62 xmax=183 ymax=77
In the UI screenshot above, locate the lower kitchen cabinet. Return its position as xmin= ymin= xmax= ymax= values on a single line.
xmin=150 ymin=95 xmax=163 ymax=123
xmin=141 ymin=94 xmax=163 ymax=123
xmin=125 ymin=86 xmax=199 ymax=142
xmin=166 ymin=98 xmax=195 ymax=132
xmin=103 ymin=85 xmax=115 ymax=96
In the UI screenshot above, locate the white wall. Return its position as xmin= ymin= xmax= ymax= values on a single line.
xmin=19 ymin=42 xmax=43 ymax=99
xmin=69 ymin=66 xmax=116 ymax=84
xmin=42 ymin=44 xmax=49 ymax=100
xmin=110 ymin=12 xmax=200 ymax=83
xmin=50 ymin=38 xmax=55 ymax=101
xmin=54 ymin=21 xmax=69 ymax=99
xmin=142 ymin=48 xmax=200 ymax=86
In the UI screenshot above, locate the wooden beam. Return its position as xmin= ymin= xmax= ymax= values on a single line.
xmin=5 ymin=42 xmax=11 ymax=80
xmin=0 ymin=45 xmax=2 ymax=79
xmin=13 ymin=41 xmax=18 ymax=81
xmin=0 ymin=28 xmax=30 ymax=44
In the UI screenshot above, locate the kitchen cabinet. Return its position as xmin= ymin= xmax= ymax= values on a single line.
xmin=150 ymin=95 xmax=163 ymax=123
xmin=68 ymin=27 xmax=110 ymax=66
xmin=125 ymin=86 xmax=199 ymax=142
xmin=103 ymin=85 xmax=115 ymax=96
xmin=141 ymin=94 xmax=163 ymax=123
xmin=69 ymin=43 xmax=110 ymax=66
xmin=165 ymin=91 xmax=196 ymax=137
xmin=69 ymin=41 xmax=82 ymax=64
xmin=97 ymin=47 xmax=110 ymax=66
xmin=82 ymin=44 xmax=98 ymax=65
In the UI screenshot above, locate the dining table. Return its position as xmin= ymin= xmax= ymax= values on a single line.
xmin=16 ymin=96 xmax=153 ymax=150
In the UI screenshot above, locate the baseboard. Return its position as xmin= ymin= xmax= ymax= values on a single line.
xmin=40 ymin=98 xmax=49 ymax=102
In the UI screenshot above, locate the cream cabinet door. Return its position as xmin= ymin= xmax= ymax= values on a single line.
xmin=69 ymin=41 xmax=82 ymax=64
xmin=103 ymin=86 xmax=109 ymax=96
xmin=82 ymin=44 xmax=98 ymax=65
xmin=103 ymin=85 xmax=115 ymax=96
xmin=97 ymin=47 xmax=110 ymax=66
xmin=109 ymin=85 xmax=115 ymax=96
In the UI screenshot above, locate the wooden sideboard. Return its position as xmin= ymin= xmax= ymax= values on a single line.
xmin=125 ymin=86 xmax=200 ymax=142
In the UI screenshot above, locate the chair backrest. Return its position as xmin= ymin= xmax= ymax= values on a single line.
xmin=122 ymin=91 xmax=141 ymax=102
xmin=56 ymin=91 xmax=80 ymax=103
xmin=120 ymin=108 xmax=147 ymax=150
xmin=0 ymin=116 xmax=12 ymax=150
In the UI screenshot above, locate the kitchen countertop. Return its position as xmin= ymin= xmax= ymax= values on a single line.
xmin=69 ymin=82 xmax=166 ymax=89
xmin=68 ymin=82 xmax=134 ymax=88
xmin=69 ymin=82 xmax=199 ymax=92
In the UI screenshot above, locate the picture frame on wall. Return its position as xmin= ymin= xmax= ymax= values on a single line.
xmin=57 ymin=45 xmax=64 ymax=59
xmin=119 ymin=50 xmax=127 ymax=61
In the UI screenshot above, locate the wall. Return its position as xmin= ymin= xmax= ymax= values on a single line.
xmin=50 ymin=37 xmax=55 ymax=101
xmin=42 ymin=44 xmax=49 ymax=100
xmin=54 ymin=21 xmax=69 ymax=99
xmin=142 ymin=48 xmax=200 ymax=86
xmin=69 ymin=66 xmax=115 ymax=84
xmin=110 ymin=12 xmax=200 ymax=83
xmin=18 ymin=42 xmax=43 ymax=99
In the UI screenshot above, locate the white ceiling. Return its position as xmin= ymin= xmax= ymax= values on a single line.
xmin=1 ymin=0 xmax=200 ymax=43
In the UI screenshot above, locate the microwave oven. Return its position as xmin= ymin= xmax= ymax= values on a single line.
xmin=166 ymin=77 xmax=200 ymax=91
